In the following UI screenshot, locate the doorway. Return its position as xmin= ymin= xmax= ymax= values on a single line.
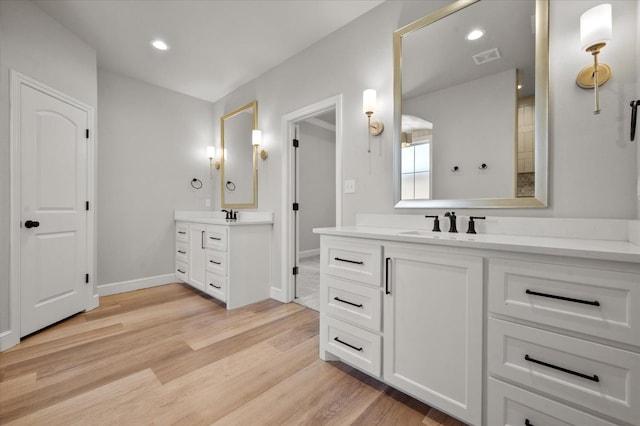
xmin=281 ymin=95 xmax=342 ymax=309
xmin=5 ymin=71 xmax=97 ymax=350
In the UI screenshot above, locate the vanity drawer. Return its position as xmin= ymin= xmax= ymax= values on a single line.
xmin=175 ymin=243 xmax=188 ymax=263
xmin=206 ymin=250 xmax=227 ymax=277
xmin=205 ymin=272 xmax=226 ymax=302
xmin=206 ymin=226 xmax=228 ymax=251
xmin=488 ymin=258 xmax=640 ymax=346
xmin=175 ymin=261 xmax=188 ymax=282
xmin=321 ymin=236 xmax=382 ymax=287
xmin=322 ymin=316 xmax=381 ymax=377
xmin=488 ymin=318 xmax=640 ymax=425
xmin=487 ymin=378 xmax=619 ymax=426
xmin=322 ymin=276 xmax=381 ymax=332
xmin=176 ymin=222 xmax=189 ymax=243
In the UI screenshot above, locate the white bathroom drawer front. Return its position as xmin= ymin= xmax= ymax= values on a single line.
xmin=205 ymin=272 xmax=226 ymax=302
xmin=206 ymin=250 xmax=227 ymax=277
xmin=488 ymin=318 xmax=640 ymax=425
xmin=323 ymin=316 xmax=381 ymax=377
xmin=488 ymin=258 xmax=640 ymax=346
xmin=176 ymin=222 xmax=189 ymax=243
xmin=175 ymin=261 xmax=188 ymax=282
xmin=321 ymin=237 xmax=382 ymax=287
xmin=206 ymin=226 xmax=228 ymax=251
xmin=322 ymin=276 xmax=382 ymax=332
xmin=175 ymin=243 xmax=188 ymax=264
xmin=487 ymin=378 xmax=619 ymax=426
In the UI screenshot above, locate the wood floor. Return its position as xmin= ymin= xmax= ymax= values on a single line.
xmin=0 ymin=284 xmax=465 ymax=425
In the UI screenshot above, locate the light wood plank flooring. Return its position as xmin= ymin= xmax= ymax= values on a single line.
xmin=0 ymin=284 xmax=465 ymax=425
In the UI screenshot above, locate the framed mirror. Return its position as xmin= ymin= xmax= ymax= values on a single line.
xmin=393 ymin=0 xmax=548 ymax=208
xmin=221 ymin=100 xmax=258 ymax=209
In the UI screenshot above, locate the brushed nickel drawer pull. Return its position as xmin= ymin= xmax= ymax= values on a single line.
xmin=525 ymin=289 xmax=600 ymax=306
xmin=178 ymin=250 xmax=186 ymax=254
xmin=333 ymin=297 xmax=363 ymax=308
xmin=524 ymin=354 xmax=599 ymax=382
xmin=334 ymin=257 xmax=363 ymax=265
xmin=209 ymin=260 xmax=221 ymax=265
xmin=334 ymin=337 xmax=363 ymax=352
xmin=177 ymin=269 xmax=186 ymax=274
xmin=209 ymin=283 xmax=221 ymax=289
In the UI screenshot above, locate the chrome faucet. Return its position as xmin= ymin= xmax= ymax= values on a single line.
xmin=444 ymin=211 xmax=457 ymax=233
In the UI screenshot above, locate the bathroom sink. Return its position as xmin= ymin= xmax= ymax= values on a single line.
xmin=397 ymin=230 xmax=475 ymax=241
xmin=397 ymin=230 xmax=441 ymax=238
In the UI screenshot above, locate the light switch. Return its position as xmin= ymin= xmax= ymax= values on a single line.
xmin=344 ymin=179 xmax=356 ymax=194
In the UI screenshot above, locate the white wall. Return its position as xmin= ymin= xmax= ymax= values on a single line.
xmin=299 ymin=121 xmax=336 ymax=253
xmin=637 ymin=0 xmax=640 ymax=220
xmin=97 ymin=70 xmax=216 ymax=289
xmin=0 ymin=0 xmax=97 ymax=337
xmin=404 ymin=69 xmax=517 ymax=200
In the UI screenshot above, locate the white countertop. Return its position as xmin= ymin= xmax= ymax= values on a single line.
xmin=314 ymin=225 xmax=640 ymax=264
xmin=175 ymin=210 xmax=273 ymax=225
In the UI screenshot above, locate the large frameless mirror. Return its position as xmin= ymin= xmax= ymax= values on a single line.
xmin=393 ymin=0 xmax=549 ymax=208
xmin=221 ymin=100 xmax=258 ymax=209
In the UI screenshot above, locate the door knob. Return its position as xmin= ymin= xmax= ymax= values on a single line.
xmin=24 ymin=220 xmax=40 ymax=228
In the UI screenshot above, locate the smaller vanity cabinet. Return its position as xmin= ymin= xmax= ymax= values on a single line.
xmin=175 ymin=221 xmax=271 ymax=310
xmin=487 ymin=256 xmax=640 ymax=426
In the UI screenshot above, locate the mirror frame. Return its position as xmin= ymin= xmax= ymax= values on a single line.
xmin=393 ymin=0 xmax=549 ymax=209
xmin=221 ymin=100 xmax=258 ymax=209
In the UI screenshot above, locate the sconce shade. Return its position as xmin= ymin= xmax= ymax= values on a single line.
xmin=363 ymin=89 xmax=376 ymax=115
xmin=580 ymin=4 xmax=612 ymax=50
xmin=207 ymin=146 xmax=215 ymax=159
xmin=252 ymin=129 xmax=262 ymax=146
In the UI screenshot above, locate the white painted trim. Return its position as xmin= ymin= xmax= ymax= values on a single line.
xmin=304 ymin=117 xmax=336 ymax=132
xmin=281 ymin=94 xmax=343 ymax=303
xmin=299 ymin=249 xmax=320 ymax=259
xmin=97 ymin=274 xmax=176 ymax=296
xmin=270 ymin=286 xmax=286 ymax=303
xmin=7 ymin=70 xmax=96 ymax=351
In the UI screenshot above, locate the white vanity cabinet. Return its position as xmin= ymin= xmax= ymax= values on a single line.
xmin=383 ymin=244 xmax=483 ymax=426
xmin=175 ymin=219 xmax=272 ymax=310
xmin=319 ymin=236 xmax=483 ymax=426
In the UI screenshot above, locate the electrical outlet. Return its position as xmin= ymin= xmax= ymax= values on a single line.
xmin=344 ymin=179 xmax=356 ymax=194
xmin=205 ymin=199 xmax=211 ymax=207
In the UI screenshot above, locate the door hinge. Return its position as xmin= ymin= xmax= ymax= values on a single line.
xmin=292 ymin=138 xmax=299 ymax=148
xmin=293 ymin=266 xmax=299 ymax=275
xmin=292 ymin=203 xmax=299 ymax=211
xmin=85 ymin=273 xmax=89 ymax=284
xmin=86 ymin=201 xmax=90 ymax=211
xmin=86 ymin=129 xmax=90 ymax=139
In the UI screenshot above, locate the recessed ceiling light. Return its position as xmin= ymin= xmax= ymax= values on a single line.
xmin=466 ymin=29 xmax=485 ymax=41
xmin=151 ymin=40 xmax=169 ymax=51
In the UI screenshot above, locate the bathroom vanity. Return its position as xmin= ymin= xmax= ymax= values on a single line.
xmin=315 ymin=214 xmax=640 ymax=426
xmin=175 ymin=211 xmax=272 ymax=309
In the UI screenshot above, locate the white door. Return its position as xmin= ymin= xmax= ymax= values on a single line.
xmin=20 ymin=83 xmax=90 ymax=337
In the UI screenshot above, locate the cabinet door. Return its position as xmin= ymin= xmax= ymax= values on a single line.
xmin=188 ymin=224 xmax=206 ymax=291
xmin=383 ymin=245 xmax=483 ymax=426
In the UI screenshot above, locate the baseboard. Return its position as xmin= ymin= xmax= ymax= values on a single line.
xmin=270 ymin=286 xmax=287 ymax=303
xmin=97 ymin=273 xmax=176 ymax=296
xmin=299 ymin=249 xmax=320 ymax=259
xmin=0 ymin=329 xmax=19 ymax=352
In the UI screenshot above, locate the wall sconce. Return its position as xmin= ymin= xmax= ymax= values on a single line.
xmin=207 ymin=146 xmax=220 ymax=178
xmin=252 ymin=129 xmax=268 ymax=160
xmin=363 ymin=89 xmax=384 ymax=153
xmin=576 ymin=3 xmax=612 ymax=115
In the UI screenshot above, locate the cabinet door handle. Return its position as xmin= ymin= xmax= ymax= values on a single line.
xmin=201 ymin=231 xmax=205 ymax=249
xmin=334 ymin=257 xmax=363 ymax=265
xmin=209 ymin=283 xmax=221 ymax=289
xmin=385 ymin=257 xmax=391 ymax=295
xmin=178 ymin=250 xmax=186 ymax=254
xmin=333 ymin=297 xmax=363 ymax=308
xmin=209 ymin=260 xmax=221 ymax=265
xmin=525 ymin=419 xmax=534 ymax=426
xmin=334 ymin=337 xmax=363 ymax=352
xmin=525 ymin=289 xmax=600 ymax=306
xmin=209 ymin=236 xmax=222 ymax=241
xmin=177 ymin=269 xmax=185 ymax=274
xmin=524 ymin=354 xmax=599 ymax=382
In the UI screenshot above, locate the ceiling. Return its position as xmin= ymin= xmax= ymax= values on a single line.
xmin=34 ymin=0 xmax=384 ymax=103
